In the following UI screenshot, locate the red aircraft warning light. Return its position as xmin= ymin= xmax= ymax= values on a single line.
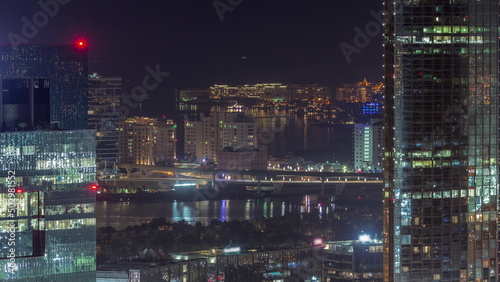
xmin=90 ymin=184 xmax=98 ymax=190
xmin=15 ymin=188 xmax=24 ymax=193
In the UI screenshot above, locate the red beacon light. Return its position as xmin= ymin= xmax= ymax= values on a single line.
xmin=90 ymin=184 xmax=98 ymax=190
xmin=15 ymin=188 xmax=24 ymax=193
xmin=77 ymin=40 xmax=85 ymax=47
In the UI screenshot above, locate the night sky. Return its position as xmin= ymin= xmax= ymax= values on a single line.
xmin=0 ymin=0 xmax=383 ymax=116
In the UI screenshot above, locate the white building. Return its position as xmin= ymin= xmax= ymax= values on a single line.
xmin=184 ymin=112 xmax=257 ymax=162
xmin=353 ymin=120 xmax=382 ymax=172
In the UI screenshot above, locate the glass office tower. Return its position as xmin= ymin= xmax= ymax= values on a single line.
xmin=383 ymin=1 xmax=498 ymax=281
xmin=0 ymin=45 xmax=88 ymax=130
xmin=0 ymin=44 xmax=96 ymax=281
xmin=0 ymin=131 xmax=96 ymax=281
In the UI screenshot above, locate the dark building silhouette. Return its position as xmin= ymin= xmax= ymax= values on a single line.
xmin=0 ymin=44 xmax=88 ymax=131
xmin=87 ymin=73 xmax=122 ymax=171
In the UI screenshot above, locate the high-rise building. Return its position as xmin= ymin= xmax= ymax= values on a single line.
xmin=0 ymin=44 xmax=96 ymax=281
xmin=88 ymin=73 xmax=122 ymax=171
xmin=353 ymin=120 xmax=383 ymax=172
xmin=118 ymin=117 xmax=177 ymax=165
xmin=0 ymin=45 xmax=88 ymax=130
xmin=383 ymin=1 xmax=498 ymax=281
xmin=184 ymin=112 xmax=257 ymax=162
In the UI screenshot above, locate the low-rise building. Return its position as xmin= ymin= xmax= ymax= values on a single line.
xmin=96 ymin=259 xmax=207 ymax=281
xmin=323 ymin=239 xmax=383 ymax=281
xmin=178 ymin=89 xmax=210 ymax=101
xmin=336 ymin=79 xmax=383 ymax=103
xmin=209 ymin=83 xmax=330 ymax=101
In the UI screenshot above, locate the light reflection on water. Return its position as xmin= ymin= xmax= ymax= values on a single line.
xmin=96 ymin=195 xmax=334 ymax=230
xmin=180 ymin=108 xmax=349 ymax=163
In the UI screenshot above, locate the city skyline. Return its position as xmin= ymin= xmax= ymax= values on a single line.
xmin=4 ymin=1 xmax=500 ymax=281
xmin=0 ymin=0 xmax=383 ymax=116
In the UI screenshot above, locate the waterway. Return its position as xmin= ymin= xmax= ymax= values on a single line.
xmin=98 ymin=108 xmax=357 ymax=229
xmin=96 ymin=194 xmax=332 ymax=230
xmin=179 ymin=107 xmax=354 ymax=164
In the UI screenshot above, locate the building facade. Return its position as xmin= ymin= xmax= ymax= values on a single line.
xmin=288 ymin=84 xmax=331 ymax=101
xmin=118 ymin=117 xmax=177 ymax=165
xmin=323 ymin=239 xmax=383 ymax=281
xmin=210 ymin=83 xmax=288 ymax=101
xmin=336 ymin=79 xmax=382 ymax=103
xmin=353 ymin=120 xmax=383 ymax=172
xmin=209 ymin=83 xmax=330 ymax=101
xmin=383 ymin=1 xmax=498 ymax=281
xmin=88 ymin=73 xmax=122 ymax=171
xmin=0 ymin=44 xmax=96 ymax=281
xmin=0 ymin=45 xmax=88 ymax=130
xmin=0 ymin=131 xmax=96 ymax=281
xmin=185 ymin=112 xmax=257 ymax=162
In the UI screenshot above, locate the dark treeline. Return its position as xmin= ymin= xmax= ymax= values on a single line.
xmin=97 ymin=201 xmax=382 ymax=264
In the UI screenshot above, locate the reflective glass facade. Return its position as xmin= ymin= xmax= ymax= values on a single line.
xmin=0 ymin=45 xmax=88 ymax=130
xmin=87 ymin=73 xmax=122 ymax=170
xmin=383 ymin=1 xmax=498 ymax=281
xmin=0 ymin=130 xmax=96 ymax=281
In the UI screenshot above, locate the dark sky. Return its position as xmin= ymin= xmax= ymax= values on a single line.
xmin=0 ymin=0 xmax=383 ymax=116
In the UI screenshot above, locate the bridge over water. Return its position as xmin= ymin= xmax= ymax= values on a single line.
xmin=112 ymin=164 xmax=383 ymax=196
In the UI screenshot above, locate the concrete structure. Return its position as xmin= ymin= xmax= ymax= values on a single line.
xmin=353 ymin=120 xmax=382 ymax=172
xmin=118 ymin=117 xmax=176 ymax=165
xmin=383 ymin=1 xmax=499 ymax=280
xmin=184 ymin=112 xmax=257 ymax=162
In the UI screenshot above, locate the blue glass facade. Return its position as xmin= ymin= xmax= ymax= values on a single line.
xmin=383 ymin=1 xmax=499 ymax=281
xmin=0 ymin=45 xmax=88 ymax=130
xmin=0 ymin=44 xmax=95 ymax=281
xmin=362 ymin=103 xmax=382 ymax=115
xmin=0 ymin=130 xmax=96 ymax=281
